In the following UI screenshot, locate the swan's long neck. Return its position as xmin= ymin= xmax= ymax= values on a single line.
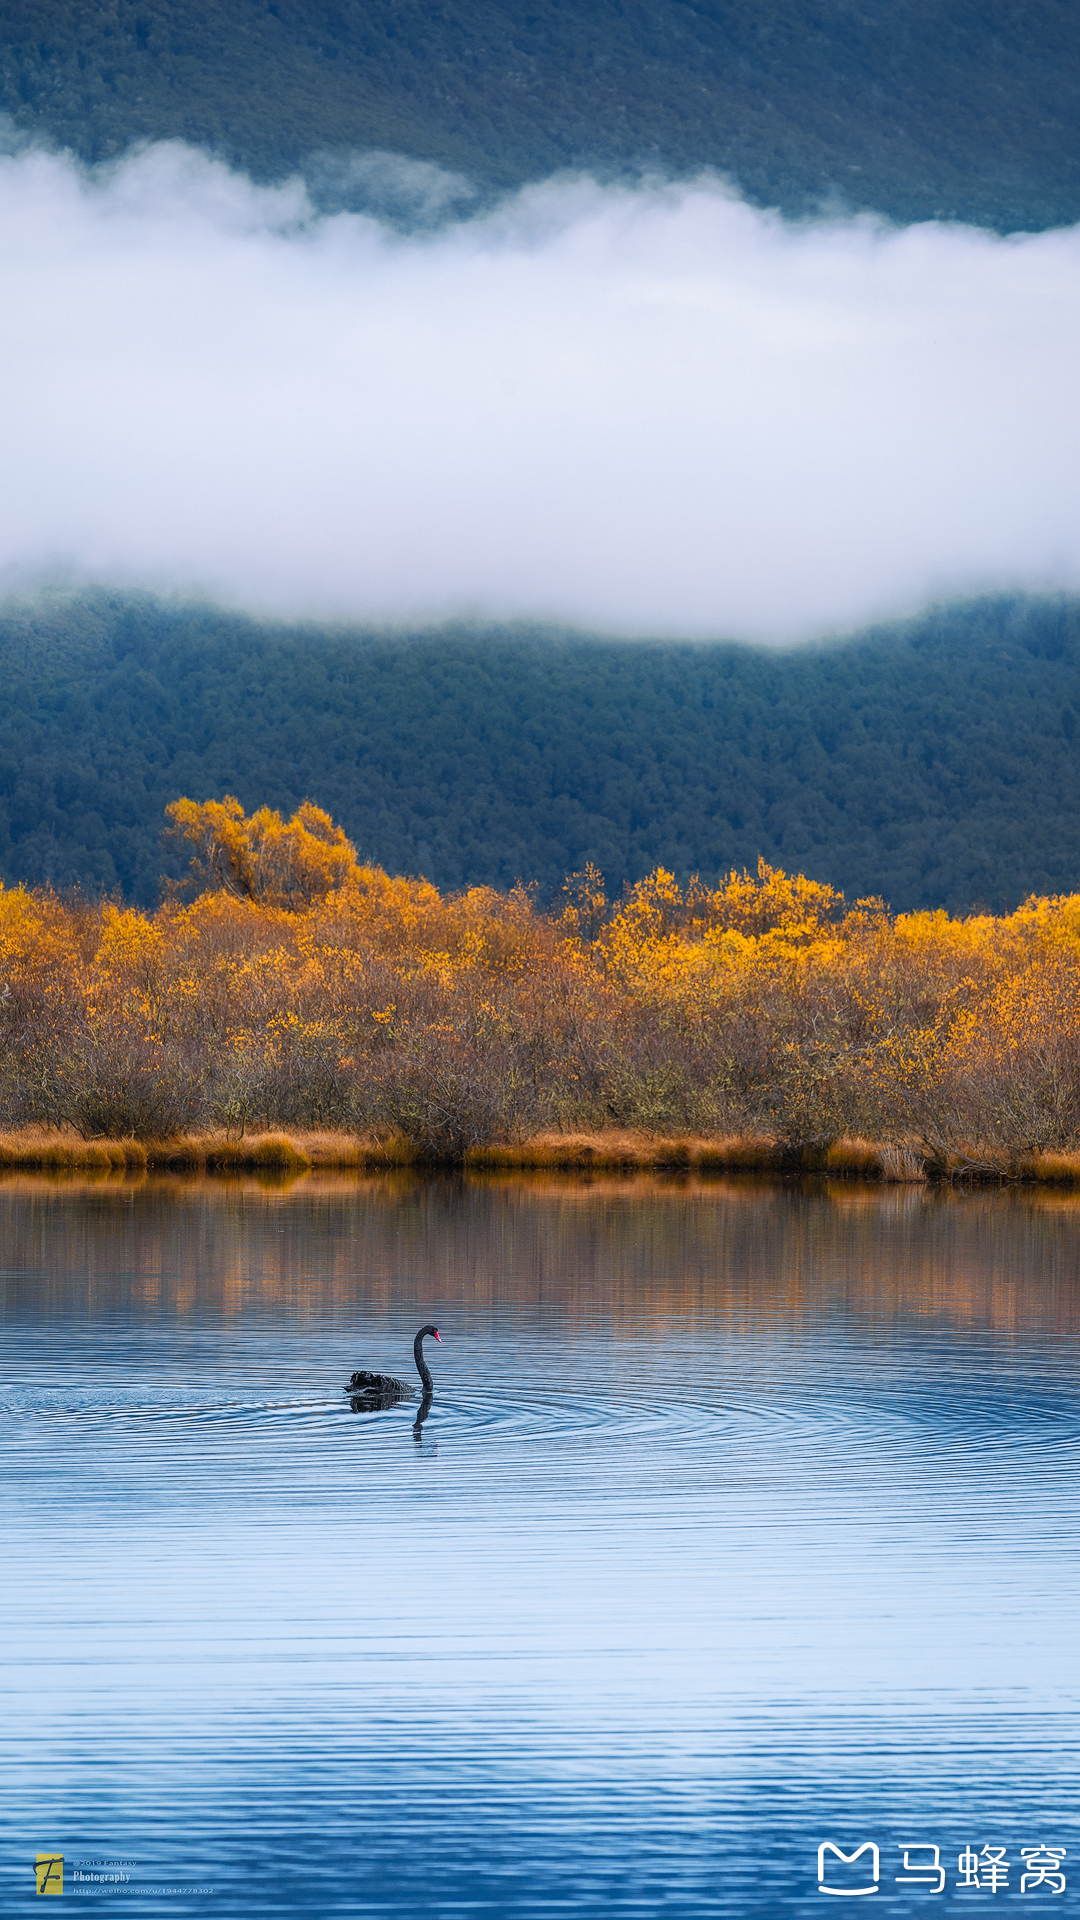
xmin=414 ymin=1331 xmax=433 ymax=1392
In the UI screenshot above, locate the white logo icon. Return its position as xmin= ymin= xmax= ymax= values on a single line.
xmin=818 ymin=1842 xmax=880 ymax=1897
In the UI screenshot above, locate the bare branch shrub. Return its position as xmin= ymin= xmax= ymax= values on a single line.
xmin=5 ymin=807 xmax=1080 ymax=1165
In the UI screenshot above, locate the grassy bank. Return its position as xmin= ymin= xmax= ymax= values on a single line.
xmin=0 ymin=1127 xmax=390 ymax=1174
xmin=4 ymin=1127 xmax=1080 ymax=1186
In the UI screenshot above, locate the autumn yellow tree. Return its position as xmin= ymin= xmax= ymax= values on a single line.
xmin=165 ymin=797 xmax=361 ymax=908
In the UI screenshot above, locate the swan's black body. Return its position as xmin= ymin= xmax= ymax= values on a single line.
xmin=346 ymin=1324 xmax=441 ymax=1404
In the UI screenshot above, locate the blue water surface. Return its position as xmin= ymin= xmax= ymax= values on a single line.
xmin=2 ymin=1170 xmax=1078 ymax=1913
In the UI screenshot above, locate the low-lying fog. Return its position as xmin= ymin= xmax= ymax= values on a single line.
xmin=2 ymin=138 xmax=1079 ymax=641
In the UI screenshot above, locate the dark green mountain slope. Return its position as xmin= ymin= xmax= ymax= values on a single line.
xmin=2 ymin=0 xmax=1079 ymax=231
xmin=1 ymin=591 xmax=1078 ymax=914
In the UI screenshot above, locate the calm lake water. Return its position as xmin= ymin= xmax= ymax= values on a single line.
xmin=2 ymin=1170 xmax=1079 ymax=1914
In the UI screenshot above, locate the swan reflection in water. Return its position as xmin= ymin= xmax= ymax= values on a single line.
xmin=347 ymin=1384 xmax=436 ymax=1449
xmin=346 ymin=1326 xmax=441 ymax=1440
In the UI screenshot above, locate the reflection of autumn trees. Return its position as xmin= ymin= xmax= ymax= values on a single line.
xmin=5 ymin=795 xmax=1080 ymax=1159
xmin=4 ymin=1174 xmax=1080 ymax=1340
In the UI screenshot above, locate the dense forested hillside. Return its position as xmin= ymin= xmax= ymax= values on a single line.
xmin=1 ymin=591 xmax=1078 ymax=914
xmin=1 ymin=0 xmax=1078 ymax=231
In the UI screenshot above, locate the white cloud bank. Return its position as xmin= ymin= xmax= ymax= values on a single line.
xmin=2 ymin=141 xmax=1079 ymax=641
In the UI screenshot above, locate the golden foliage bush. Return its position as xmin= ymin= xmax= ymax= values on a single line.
xmin=5 ymin=799 xmax=1080 ymax=1162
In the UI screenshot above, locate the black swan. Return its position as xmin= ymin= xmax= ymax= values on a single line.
xmin=346 ymin=1325 xmax=441 ymax=1404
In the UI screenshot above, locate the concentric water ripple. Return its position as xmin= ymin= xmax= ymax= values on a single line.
xmin=5 ymin=1371 xmax=1079 ymax=1503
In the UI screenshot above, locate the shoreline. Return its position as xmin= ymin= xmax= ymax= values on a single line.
xmin=2 ymin=1127 xmax=1080 ymax=1186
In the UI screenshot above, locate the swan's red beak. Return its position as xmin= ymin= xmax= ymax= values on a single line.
xmin=433 ymin=1329 xmax=441 ymax=1340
